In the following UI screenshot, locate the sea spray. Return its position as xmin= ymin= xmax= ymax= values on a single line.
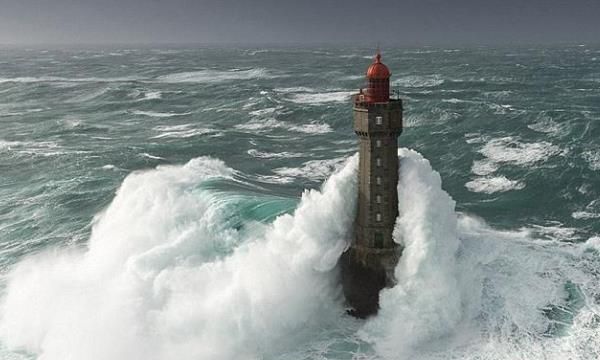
xmin=360 ymin=149 xmax=462 ymax=357
xmin=0 ymin=154 xmax=358 ymax=360
xmin=2 ymin=149 xmax=600 ymax=360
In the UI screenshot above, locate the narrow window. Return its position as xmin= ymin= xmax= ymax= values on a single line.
xmin=376 ymin=139 xmax=382 ymax=148
xmin=376 ymin=195 xmax=382 ymax=204
xmin=376 ymin=158 xmax=382 ymax=167
xmin=376 ymin=177 xmax=382 ymax=185
xmin=376 ymin=213 xmax=382 ymax=222
xmin=376 ymin=116 xmax=383 ymax=125
xmin=374 ymin=232 xmax=384 ymax=248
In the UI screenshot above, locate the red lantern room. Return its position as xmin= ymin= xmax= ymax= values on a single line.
xmin=365 ymin=51 xmax=391 ymax=103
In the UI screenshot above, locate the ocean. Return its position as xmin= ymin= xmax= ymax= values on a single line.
xmin=0 ymin=45 xmax=599 ymax=359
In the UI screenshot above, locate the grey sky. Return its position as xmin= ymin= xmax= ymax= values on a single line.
xmin=0 ymin=0 xmax=599 ymax=45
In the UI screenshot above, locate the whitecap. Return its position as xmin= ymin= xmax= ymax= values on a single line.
xmin=584 ymin=236 xmax=600 ymax=251
xmin=402 ymin=114 xmax=425 ymax=128
xmin=0 ymin=76 xmax=141 ymax=84
xmin=0 ymin=140 xmax=64 ymax=157
xmin=66 ymin=87 xmax=111 ymax=103
xmin=528 ymin=115 xmax=564 ymax=134
xmin=286 ymin=91 xmax=354 ymax=105
xmin=0 ymin=108 xmax=44 ymax=117
xmin=582 ymin=150 xmax=600 ymax=171
xmin=442 ymin=98 xmax=469 ymax=104
xmin=247 ymin=149 xmax=304 ymax=159
xmin=529 ymin=223 xmax=579 ymax=242
xmin=392 ymin=75 xmax=444 ymax=88
xmin=572 ymin=211 xmax=600 ymax=220
xmin=464 ymin=133 xmax=488 ymax=145
xmin=288 ymin=122 xmax=332 ymax=134
xmin=273 ymin=157 xmax=349 ymax=181
xmin=273 ymin=87 xmax=316 ymax=93
xmin=152 ymin=124 xmax=214 ymax=139
xmin=142 ymin=91 xmax=162 ymax=100
xmin=254 ymin=175 xmax=295 ymax=184
xmin=470 ymin=160 xmax=499 ymax=176
xmin=140 ymin=153 xmax=166 ymax=160
xmin=248 ymin=106 xmax=282 ymax=117
xmin=156 ymin=68 xmax=272 ymax=83
xmin=465 ymin=176 xmax=526 ymax=194
xmin=234 ymin=118 xmax=284 ymax=132
xmin=0 ymin=140 xmax=26 ymax=150
xmin=235 ymin=116 xmax=331 ymax=135
xmin=487 ymin=103 xmax=517 ymax=114
xmin=132 ymin=110 xmax=192 ymax=118
xmin=479 ymin=137 xmax=562 ymax=166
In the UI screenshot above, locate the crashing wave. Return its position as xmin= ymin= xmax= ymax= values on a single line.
xmin=1 ymin=150 xmax=599 ymax=360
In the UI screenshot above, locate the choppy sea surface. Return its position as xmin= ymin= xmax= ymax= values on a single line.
xmin=1 ymin=46 xmax=600 ymax=359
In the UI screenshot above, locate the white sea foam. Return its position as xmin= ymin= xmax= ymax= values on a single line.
xmin=469 ymin=137 xmax=561 ymax=184
xmin=140 ymin=153 xmax=166 ymax=160
xmin=339 ymin=54 xmax=371 ymax=60
xmin=479 ymin=137 xmax=562 ymax=166
xmin=584 ymin=236 xmax=600 ymax=251
xmin=0 ymin=155 xmax=358 ymax=360
xmin=288 ymin=122 xmax=333 ymax=134
xmin=528 ymin=115 xmax=564 ymax=134
xmin=0 ymin=76 xmax=140 ymax=84
xmin=466 ymin=176 xmax=526 ymax=194
xmin=247 ymin=149 xmax=304 ymax=159
xmin=362 ymin=148 xmax=461 ymax=356
xmin=254 ymin=175 xmax=295 ymax=184
xmin=142 ymin=91 xmax=162 ymax=100
xmin=341 ymin=74 xmax=364 ymax=80
xmin=0 ymin=140 xmax=63 ymax=157
xmin=152 ymin=124 xmax=214 ymax=139
xmin=234 ymin=118 xmax=284 ymax=132
xmin=132 ymin=110 xmax=192 ymax=118
xmin=464 ymin=133 xmax=487 ymax=144
xmin=529 ymin=224 xmax=579 ymax=242
xmin=582 ymin=150 xmax=600 ymax=171
xmin=0 ymin=140 xmax=26 ymax=151
xmin=273 ymin=87 xmax=316 ymax=94
xmin=572 ymin=211 xmax=600 ymax=220
xmin=273 ymin=157 xmax=349 ymax=181
xmin=0 ymin=108 xmax=44 ymax=117
xmin=156 ymin=68 xmax=272 ymax=83
xmin=364 ymin=155 xmax=600 ymax=358
xmin=236 ymin=117 xmax=331 ymax=135
xmin=286 ymin=91 xmax=354 ymax=105
xmin=2 ymin=150 xmax=599 ymax=360
xmin=248 ymin=106 xmax=281 ymax=117
xmin=392 ymin=75 xmax=444 ymax=88
xmin=442 ymin=98 xmax=470 ymax=104
xmin=488 ymin=103 xmax=517 ymax=114
xmin=402 ymin=114 xmax=424 ymax=128
xmin=59 ymin=116 xmax=83 ymax=129
xmin=470 ymin=159 xmax=499 ymax=176
xmin=66 ymin=87 xmax=111 ymax=103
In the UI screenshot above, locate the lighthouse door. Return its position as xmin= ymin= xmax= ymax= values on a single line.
xmin=374 ymin=232 xmax=384 ymax=248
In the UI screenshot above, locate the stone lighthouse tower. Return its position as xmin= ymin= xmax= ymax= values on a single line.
xmin=341 ymin=51 xmax=403 ymax=318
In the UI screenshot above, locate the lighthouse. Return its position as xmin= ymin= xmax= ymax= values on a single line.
xmin=340 ymin=51 xmax=403 ymax=318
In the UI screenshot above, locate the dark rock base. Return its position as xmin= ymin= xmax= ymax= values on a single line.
xmin=340 ymin=247 xmax=399 ymax=319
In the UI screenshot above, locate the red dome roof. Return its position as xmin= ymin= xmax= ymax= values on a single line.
xmin=366 ymin=53 xmax=391 ymax=79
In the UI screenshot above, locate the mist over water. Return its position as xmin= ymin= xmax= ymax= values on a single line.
xmin=1 ymin=46 xmax=600 ymax=359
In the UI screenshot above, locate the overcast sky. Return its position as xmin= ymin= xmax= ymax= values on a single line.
xmin=0 ymin=0 xmax=599 ymax=45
